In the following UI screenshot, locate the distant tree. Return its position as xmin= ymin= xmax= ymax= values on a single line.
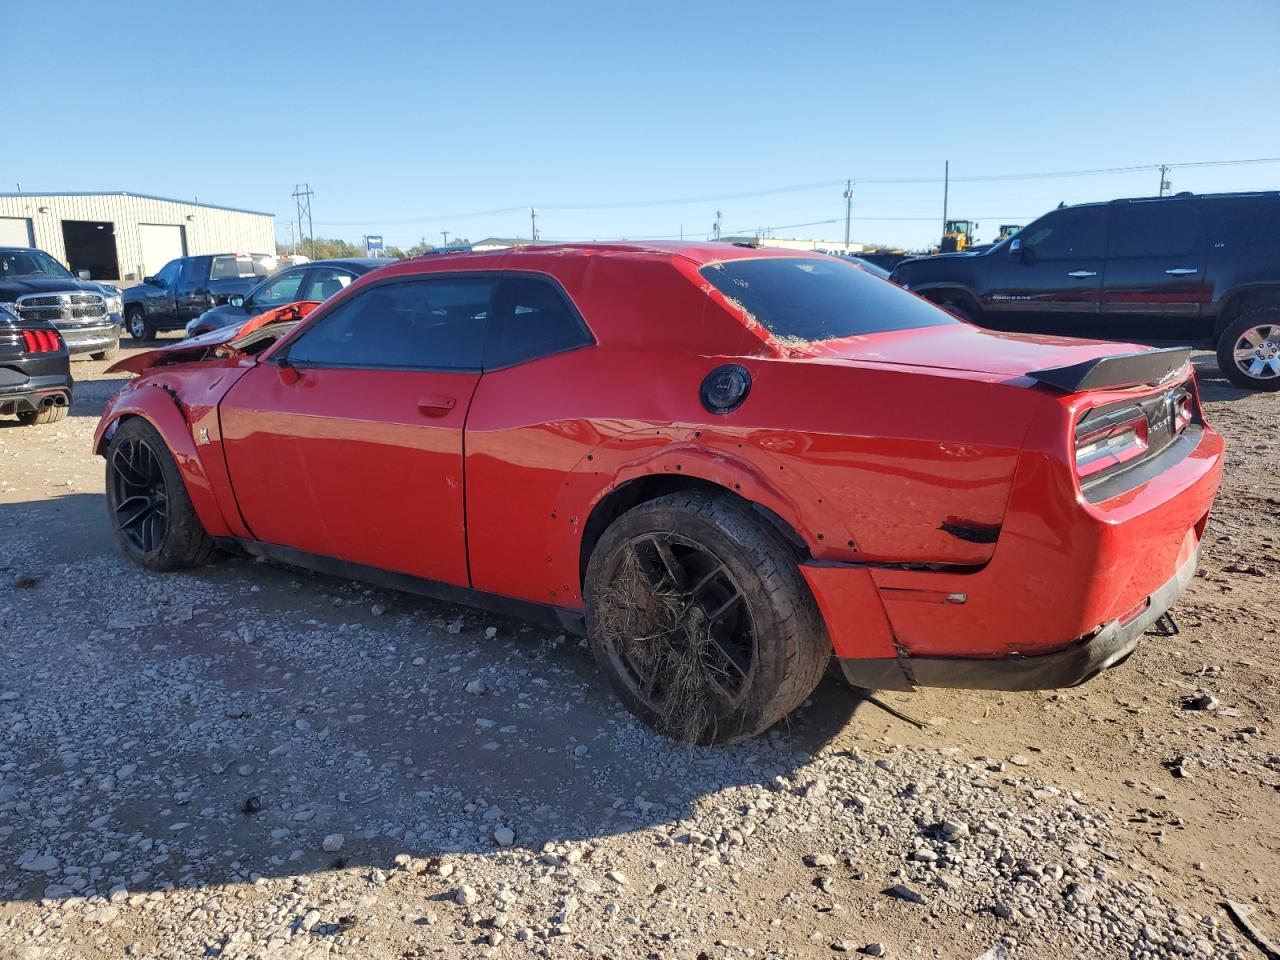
xmin=385 ymin=246 xmax=407 ymax=259
xmin=405 ymin=241 xmax=435 ymax=257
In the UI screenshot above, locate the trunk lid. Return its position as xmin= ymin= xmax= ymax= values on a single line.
xmin=792 ymin=323 xmax=1167 ymax=383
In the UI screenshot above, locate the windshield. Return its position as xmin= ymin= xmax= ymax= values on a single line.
xmin=0 ymin=249 xmax=74 ymax=281
xmin=701 ymin=257 xmax=955 ymax=343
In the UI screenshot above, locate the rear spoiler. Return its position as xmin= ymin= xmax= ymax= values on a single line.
xmin=1029 ymin=347 xmax=1191 ymax=393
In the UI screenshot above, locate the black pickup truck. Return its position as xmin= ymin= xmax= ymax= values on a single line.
xmin=0 ymin=307 xmax=73 ymax=426
xmin=0 ymin=247 xmax=123 ymax=359
xmin=890 ymin=191 xmax=1280 ymax=390
xmin=122 ymin=253 xmax=276 ymax=340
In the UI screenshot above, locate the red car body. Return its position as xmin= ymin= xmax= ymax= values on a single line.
xmin=95 ymin=242 xmax=1223 ymax=696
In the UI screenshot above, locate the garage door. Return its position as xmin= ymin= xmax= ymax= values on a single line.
xmin=138 ymin=223 xmax=187 ymax=277
xmin=0 ymin=217 xmax=34 ymax=247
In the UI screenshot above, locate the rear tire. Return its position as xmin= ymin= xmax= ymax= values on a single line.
xmin=584 ymin=491 xmax=830 ymax=744
xmin=105 ymin=417 xmax=218 ymax=570
xmin=17 ymin=405 xmax=67 ymax=426
xmin=1216 ymin=308 xmax=1280 ymax=391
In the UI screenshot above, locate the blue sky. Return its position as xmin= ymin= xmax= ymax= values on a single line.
xmin=8 ymin=0 xmax=1279 ymax=250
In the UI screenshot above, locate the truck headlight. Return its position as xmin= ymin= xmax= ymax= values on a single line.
xmin=0 ymin=301 xmax=18 ymax=318
xmin=105 ymin=294 xmax=123 ymax=315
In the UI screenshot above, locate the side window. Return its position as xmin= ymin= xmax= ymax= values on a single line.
xmin=154 ymin=260 xmax=181 ymax=287
xmin=251 ymin=269 xmax=307 ymax=307
xmin=285 ymin=276 xmax=493 ymax=370
xmin=1111 ymin=201 xmax=1198 ymax=258
xmin=301 ymin=267 xmax=356 ymax=302
xmin=1020 ymin=208 xmax=1106 ymax=260
xmin=484 ymin=275 xmax=592 ymax=368
xmin=179 ymin=258 xmax=206 ymax=286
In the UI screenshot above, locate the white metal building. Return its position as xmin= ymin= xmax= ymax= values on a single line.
xmin=0 ymin=192 xmax=275 ymax=284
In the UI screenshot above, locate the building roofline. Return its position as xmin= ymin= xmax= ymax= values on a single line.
xmin=0 ymin=191 xmax=274 ymax=217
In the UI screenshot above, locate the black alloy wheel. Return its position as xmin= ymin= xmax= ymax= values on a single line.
xmin=108 ymin=435 xmax=170 ymax=554
xmin=601 ymin=532 xmax=759 ymax=724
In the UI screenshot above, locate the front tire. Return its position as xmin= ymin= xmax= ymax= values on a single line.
xmin=91 ymin=340 xmax=120 ymax=362
xmin=1216 ymin=308 xmax=1280 ymax=391
xmin=126 ymin=307 xmax=153 ymax=342
xmin=584 ymin=491 xmax=830 ymax=744
xmin=105 ymin=417 xmax=217 ymax=570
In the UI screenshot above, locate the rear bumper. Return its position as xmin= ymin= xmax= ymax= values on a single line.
xmin=838 ymin=543 xmax=1200 ymax=691
xmin=0 ymin=366 xmax=73 ymax=415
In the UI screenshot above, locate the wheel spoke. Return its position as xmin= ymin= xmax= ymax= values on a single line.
xmin=116 ymin=496 xmax=152 ymax=530
xmin=112 ymin=443 xmax=148 ymax=488
xmin=704 ymin=629 xmax=752 ymax=679
xmin=632 ymin=536 xmax=688 ymax=591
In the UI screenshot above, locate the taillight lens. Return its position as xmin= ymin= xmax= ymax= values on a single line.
xmin=1173 ymin=392 xmax=1193 ymax=434
xmin=1075 ymin=415 xmax=1149 ymax=480
xmin=20 ymin=329 xmax=63 ymax=354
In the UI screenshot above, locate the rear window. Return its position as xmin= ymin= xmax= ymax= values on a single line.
xmin=211 ymin=255 xmax=255 ymax=280
xmin=701 ymin=257 xmax=955 ymax=343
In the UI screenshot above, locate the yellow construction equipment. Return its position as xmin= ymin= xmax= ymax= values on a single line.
xmin=940 ymin=220 xmax=977 ymax=252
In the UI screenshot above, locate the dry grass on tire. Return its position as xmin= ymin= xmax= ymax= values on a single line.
xmin=596 ymin=543 xmax=722 ymax=743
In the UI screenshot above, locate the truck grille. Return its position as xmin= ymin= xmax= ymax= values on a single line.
xmin=16 ymin=292 xmax=108 ymax=328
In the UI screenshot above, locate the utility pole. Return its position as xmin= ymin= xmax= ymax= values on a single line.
xmin=291 ymin=184 xmax=314 ymax=259
xmin=843 ymin=179 xmax=854 ymax=250
xmin=441 ymin=230 xmax=450 ymax=247
xmin=1158 ymin=164 xmax=1172 ymax=196
xmin=713 ymin=210 xmax=722 ymax=240
xmin=941 ymin=161 xmax=950 ymax=247
xmin=529 ymin=207 xmax=539 ymax=242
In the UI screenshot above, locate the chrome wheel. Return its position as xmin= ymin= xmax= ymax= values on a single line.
xmin=128 ymin=312 xmax=147 ymax=340
xmin=594 ymin=533 xmax=757 ymax=737
xmin=108 ymin=437 xmax=169 ymax=554
xmin=1233 ymin=323 xmax=1280 ymax=381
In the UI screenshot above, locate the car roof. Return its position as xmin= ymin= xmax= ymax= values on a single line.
xmin=378 ymin=241 xmax=827 ymax=277
xmin=305 ymin=257 xmax=390 ymax=270
xmin=1059 ymin=190 xmax=1280 ymax=212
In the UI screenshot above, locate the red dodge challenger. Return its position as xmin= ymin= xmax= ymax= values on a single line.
xmin=95 ymin=243 xmax=1224 ymax=742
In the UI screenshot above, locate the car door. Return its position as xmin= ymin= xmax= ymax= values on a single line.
xmin=1100 ymin=199 xmax=1208 ymax=342
xmin=982 ymin=205 xmax=1107 ymax=336
xmin=175 ymin=256 xmax=212 ymax=322
xmin=218 ymin=273 xmax=495 ymax=586
xmin=146 ymin=259 xmax=181 ymax=319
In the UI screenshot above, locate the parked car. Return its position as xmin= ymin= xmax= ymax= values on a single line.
xmin=184 ymin=258 xmax=390 ymax=338
xmin=889 ymin=191 xmax=1280 ymax=391
xmin=123 ymin=253 xmax=276 ymax=341
xmin=0 ymin=247 xmax=123 ymax=359
xmin=94 ymin=243 xmax=1223 ymax=743
xmin=0 ymin=306 xmax=73 ymax=425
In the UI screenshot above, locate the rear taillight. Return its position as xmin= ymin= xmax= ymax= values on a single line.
xmin=20 ymin=329 xmax=63 ymax=354
xmin=1075 ymin=414 xmax=1149 ymax=480
xmin=1173 ymin=391 xmax=1193 ymax=434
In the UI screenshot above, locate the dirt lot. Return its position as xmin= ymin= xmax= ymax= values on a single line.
xmin=0 ymin=343 xmax=1276 ymax=960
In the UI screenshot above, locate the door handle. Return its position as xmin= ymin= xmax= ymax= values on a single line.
xmin=417 ymin=395 xmax=457 ymax=417
xmin=1164 ymin=267 xmax=1198 ymax=275
xmin=1066 ymin=270 xmax=1097 ymax=278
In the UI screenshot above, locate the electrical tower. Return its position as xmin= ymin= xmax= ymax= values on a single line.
xmin=441 ymin=230 xmax=450 ymax=247
xmin=529 ymin=207 xmax=539 ymax=242
xmin=713 ymin=210 xmax=723 ymax=240
xmin=291 ymin=184 xmax=315 ymax=259
xmin=843 ymin=179 xmax=855 ymax=249
xmin=1158 ymin=165 xmax=1172 ymax=196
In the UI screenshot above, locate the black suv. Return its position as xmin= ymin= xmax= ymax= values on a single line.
xmin=889 ymin=191 xmax=1280 ymax=390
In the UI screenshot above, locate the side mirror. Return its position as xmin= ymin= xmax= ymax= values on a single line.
xmin=144 ymin=275 xmax=158 ymax=287
xmin=77 ymin=269 xmax=92 ymax=280
xmin=1007 ymin=238 xmax=1022 ymax=259
xmin=229 ymin=294 xmax=245 ymax=308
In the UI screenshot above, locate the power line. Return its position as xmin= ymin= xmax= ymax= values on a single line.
xmin=310 ymin=156 xmax=1280 ymax=227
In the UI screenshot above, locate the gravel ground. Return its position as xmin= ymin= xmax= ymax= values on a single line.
xmin=0 ymin=344 xmax=1276 ymax=959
